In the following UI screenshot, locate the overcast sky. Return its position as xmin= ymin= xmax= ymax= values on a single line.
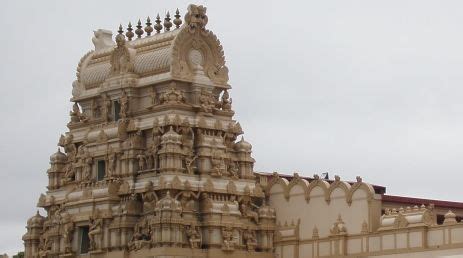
xmin=2 ymin=0 xmax=463 ymax=255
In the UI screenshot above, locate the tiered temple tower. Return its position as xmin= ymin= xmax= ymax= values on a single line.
xmin=23 ymin=4 xmax=275 ymax=258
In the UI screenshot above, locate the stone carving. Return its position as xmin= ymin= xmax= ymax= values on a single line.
xmin=82 ymin=152 xmax=93 ymax=181
xmin=160 ymin=86 xmax=185 ymax=104
xmin=128 ymin=217 xmax=151 ymax=251
xmin=218 ymin=90 xmax=232 ymax=111
xmin=110 ymin=32 xmax=135 ymax=75
xmin=148 ymin=87 xmax=157 ymax=109
xmin=221 ymin=226 xmax=236 ymax=251
xmin=137 ymin=153 xmax=146 ymax=171
xmin=243 ymin=228 xmax=257 ymax=251
xmin=330 ymin=214 xmax=347 ymax=236
xmin=102 ymin=94 xmax=112 ymax=122
xmin=107 ymin=148 xmax=117 ymax=177
xmin=210 ymin=148 xmax=225 ymax=177
xmin=186 ymin=225 xmax=201 ymax=248
xmin=92 ymin=29 xmax=114 ymax=51
xmin=61 ymin=212 xmax=74 ymax=253
xmin=199 ymin=89 xmax=216 ymax=113
xmin=63 ymin=163 xmax=76 ymax=183
xmin=178 ymin=118 xmax=194 ymax=151
xmin=185 ymin=4 xmax=208 ymax=33
xmin=239 ymin=199 xmax=259 ymax=223
xmin=120 ymin=90 xmax=129 ymax=118
xmin=70 ymin=102 xmax=88 ymax=123
xmin=227 ymin=161 xmax=239 ymax=179
xmin=185 ymin=154 xmax=197 ymax=174
xmin=88 ymin=212 xmax=103 ymax=251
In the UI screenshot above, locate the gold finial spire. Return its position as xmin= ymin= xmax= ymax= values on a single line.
xmin=173 ymin=8 xmax=182 ymax=29
xmin=135 ymin=19 xmax=144 ymax=38
xmin=154 ymin=14 xmax=163 ymax=33
xmin=164 ymin=11 xmax=172 ymax=31
xmin=126 ymin=22 xmax=134 ymax=41
xmin=145 ymin=16 xmax=153 ymax=36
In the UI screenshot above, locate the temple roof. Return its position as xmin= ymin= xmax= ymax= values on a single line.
xmin=72 ymin=5 xmax=230 ymax=101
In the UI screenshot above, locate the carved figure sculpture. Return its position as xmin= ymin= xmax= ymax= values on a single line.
xmin=185 ymin=155 xmax=197 ymax=175
xmin=102 ymin=94 xmax=111 ymax=122
xmin=243 ymin=229 xmax=257 ymax=251
xmin=221 ymin=226 xmax=235 ymax=251
xmin=120 ymin=90 xmax=129 ymax=118
xmin=185 ymin=4 xmax=208 ymax=33
xmin=160 ymin=87 xmax=185 ymax=104
xmin=70 ymin=102 xmax=88 ymax=123
xmin=219 ymin=90 xmax=232 ymax=111
xmin=83 ymin=153 xmax=93 ymax=181
xmin=186 ymin=225 xmax=201 ymax=248
xmin=63 ymin=163 xmax=76 ymax=183
xmin=227 ymin=162 xmax=239 ymax=179
xmin=128 ymin=218 xmax=150 ymax=251
xmin=137 ymin=153 xmax=146 ymax=171
xmin=61 ymin=213 xmax=74 ymax=253
xmin=240 ymin=200 xmax=259 ymax=223
xmin=199 ymin=89 xmax=216 ymax=113
xmin=88 ymin=215 xmax=103 ymax=250
xmin=110 ymin=33 xmax=135 ymax=75
xmin=107 ymin=151 xmax=117 ymax=177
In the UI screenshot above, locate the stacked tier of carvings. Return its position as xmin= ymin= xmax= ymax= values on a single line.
xmin=25 ymin=5 xmax=276 ymax=257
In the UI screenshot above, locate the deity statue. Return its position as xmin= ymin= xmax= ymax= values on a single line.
xmin=243 ymin=228 xmax=257 ymax=251
xmin=221 ymin=226 xmax=235 ymax=250
xmin=210 ymin=149 xmax=225 ymax=177
xmin=227 ymin=161 xmax=239 ymax=179
xmin=239 ymin=200 xmax=259 ymax=223
xmin=119 ymin=90 xmax=129 ymax=118
xmin=102 ymin=94 xmax=112 ymax=122
xmin=137 ymin=153 xmax=146 ymax=171
xmin=88 ymin=214 xmax=103 ymax=250
xmin=61 ymin=213 xmax=74 ymax=253
xmin=199 ymin=89 xmax=216 ymax=113
xmin=83 ymin=152 xmax=93 ymax=181
xmin=185 ymin=155 xmax=197 ymax=175
xmin=186 ymin=225 xmax=201 ymax=248
xmin=110 ymin=33 xmax=135 ymax=75
xmin=128 ymin=218 xmax=150 ymax=251
xmin=91 ymin=98 xmax=100 ymax=119
xmin=149 ymin=87 xmax=157 ymax=108
xmin=107 ymin=151 xmax=117 ymax=177
xmin=70 ymin=102 xmax=88 ymax=123
xmin=63 ymin=163 xmax=76 ymax=183
xmin=178 ymin=119 xmax=194 ymax=151
xmin=219 ymin=90 xmax=232 ymax=111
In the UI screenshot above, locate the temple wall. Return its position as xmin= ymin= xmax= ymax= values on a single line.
xmin=267 ymin=174 xmax=463 ymax=258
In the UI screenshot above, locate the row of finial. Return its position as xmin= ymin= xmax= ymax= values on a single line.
xmin=117 ymin=9 xmax=182 ymax=40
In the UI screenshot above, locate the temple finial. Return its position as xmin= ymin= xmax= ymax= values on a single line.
xmin=145 ymin=16 xmax=153 ymax=36
xmin=126 ymin=22 xmax=134 ymax=41
xmin=154 ymin=14 xmax=163 ymax=33
xmin=164 ymin=11 xmax=172 ymax=31
xmin=135 ymin=19 xmax=144 ymax=39
xmin=117 ymin=24 xmax=124 ymax=35
xmin=174 ymin=8 xmax=182 ymax=29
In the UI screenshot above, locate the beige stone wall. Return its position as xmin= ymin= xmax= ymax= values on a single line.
xmin=267 ymin=174 xmax=463 ymax=258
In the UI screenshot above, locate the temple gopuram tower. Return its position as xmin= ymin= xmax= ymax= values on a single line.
xmin=23 ymin=4 xmax=275 ymax=258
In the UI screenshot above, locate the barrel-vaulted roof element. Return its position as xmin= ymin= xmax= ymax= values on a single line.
xmin=72 ymin=4 xmax=229 ymax=101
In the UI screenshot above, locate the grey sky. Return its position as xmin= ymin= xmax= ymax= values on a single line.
xmin=1 ymin=0 xmax=463 ymax=255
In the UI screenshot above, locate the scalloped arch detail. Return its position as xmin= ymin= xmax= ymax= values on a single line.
xmin=266 ymin=175 xmax=375 ymax=205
